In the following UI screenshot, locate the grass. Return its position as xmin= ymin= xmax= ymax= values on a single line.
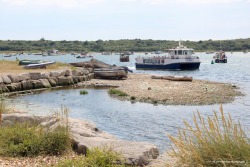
xmin=0 ymin=99 xmax=12 ymax=123
xmin=0 ymin=106 xmax=72 ymax=157
xmin=56 ymin=146 xmax=127 ymax=167
xmin=168 ymin=105 xmax=250 ymax=166
xmin=79 ymin=89 xmax=88 ymax=95
xmin=108 ymin=89 xmax=128 ymax=97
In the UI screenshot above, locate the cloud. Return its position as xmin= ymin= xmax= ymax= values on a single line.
xmin=0 ymin=0 xmax=104 ymax=9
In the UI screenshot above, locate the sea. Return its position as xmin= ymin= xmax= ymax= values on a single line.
xmin=1 ymin=52 xmax=250 ymax=152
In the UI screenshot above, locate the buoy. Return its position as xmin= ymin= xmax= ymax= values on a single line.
xmin=211 ymin=60 xmax=214 ymax=64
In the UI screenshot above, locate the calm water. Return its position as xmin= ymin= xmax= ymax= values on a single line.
xmin=2 ymin=52 xmax=250 ymax=152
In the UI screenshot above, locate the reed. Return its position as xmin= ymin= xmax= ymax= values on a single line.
xmin=108 ymin=89 xmax=128 ymax=97
xmin=168 ymin=105 xmax=250 ymax=166
xmin=79 ymin=90 xmax=88 ymax=95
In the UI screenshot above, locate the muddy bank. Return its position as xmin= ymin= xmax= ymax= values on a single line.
xmin=84 ymin=74 xmax=243 ymax=105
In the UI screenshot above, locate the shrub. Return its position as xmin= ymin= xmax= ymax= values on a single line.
xmin=56 ymin=147 xmax=126 ymax=167
xmin=0 ymin=123 xmax=71 ymax=157
xmin=168 ymin=105 xmax=250 ymax=166
xmin=130 ymin=96 xmax=136 ymax=100
xmin=108 ymin=89 xmax=128 ymax=97
xmin=80 ymin=90 xmax=88 ymax=95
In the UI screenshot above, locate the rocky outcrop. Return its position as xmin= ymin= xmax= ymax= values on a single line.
xmin=0 ymin=68 xmax=94 ymax=94
xmin=2 ymin=114 xmax=159 ymax=166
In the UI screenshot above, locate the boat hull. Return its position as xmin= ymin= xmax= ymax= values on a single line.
xmin=135 ymin=62 xmax=200 ymax=70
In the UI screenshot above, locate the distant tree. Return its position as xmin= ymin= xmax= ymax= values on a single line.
xmin=40 ymin=37 xmax=45 ymax=41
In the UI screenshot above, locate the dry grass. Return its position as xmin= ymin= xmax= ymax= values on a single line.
xmin=0 ymin=60 xmax=70 ymax=75
xmin=168 ymin=106 xmax=250 ymax=166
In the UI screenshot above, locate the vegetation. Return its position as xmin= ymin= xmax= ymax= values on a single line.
xmin=168 ymin=106 xmax=250 ymax=166
xmin=0 ymin=38 xmax=250 ymax=52
xmin=108 ymin=89 xmax=128 ymax=97
xmin=79 ymin=89 xmax=88 ymax=95
xmin=56 ymin=147 xmax=127 ymax=167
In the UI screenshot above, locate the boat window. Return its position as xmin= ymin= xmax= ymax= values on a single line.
xmin=187 ymin=50 xmax=193 ymax=55
xmin=184 ymin=50 xmax=188 ymax=55
xmin=178 ymin=50 xmax=182 ymax=55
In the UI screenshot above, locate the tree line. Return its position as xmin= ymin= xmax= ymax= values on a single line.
xmin=0 ymin=38 xmax=249 ymax=52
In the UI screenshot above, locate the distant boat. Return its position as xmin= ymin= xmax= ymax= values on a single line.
xmin=206 ymin=51 xmax=214 ymax=54
xmin=213 ymin=51 xmax=227 ymax=63
xmin=120 ymin=54 xmax=129 ymax=62
xmin=3 ymin=54 xmax=11 ymax=57
xmin=76 ymin=55 xmax=86 ymax=58
xmin=135 ymin=41 xmax=200 ymax=70
xmin=24 ymin=61 xmax=55 ymax=69
xmin=19 ymin=60 xmax=44 ymax=65
xmin=243 ymin=50 xmax=248 ymax=53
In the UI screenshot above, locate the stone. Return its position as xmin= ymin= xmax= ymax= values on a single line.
xmin=87 ymin=73 xmax=94 ymax=80
xmin=21 ymin=80 xmax=33 ymax=90
xmin=87 ymin=68 xmax=94 ymax=73
xmin=72 ymin=76 xmax=79 ymax=84
xmin=0 ymin=76 xmax=4 ymax=84
xmin=30 ymin=73 xmax=42 ymax=80
xmin=39 ymin=79 xmax=51 ymax=88
xmin=41 ymin=72 xmax=50 ymax=79
xmin=32 ymin=80 xmax=44 ymax=89
xmin=6 ymin=83 xmax=22 ymax=92
xmin=58 ymin=76 xmax=74 ymax=86
xmin=1 ymin=75 xmax=12 ymax=84
xmin=50 ymin=70 xmax=66 ymax=78
xmin=18 ymin=73 xmax=31 ymax=81
xmin=0 ymin=84 xmax=10 ymax=93
xmin=7 ymin=74 xmax=20 ymax=83
xmin=65 ymin=70 xmax=72 ymax=76
xmin=48 ymin=78 xmax=57 ymax=87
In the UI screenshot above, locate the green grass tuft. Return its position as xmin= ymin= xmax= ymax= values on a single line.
xmin=108 ymin=89 xmax=128 ymax=97
xmin=56 ymin=146 xmax=127 ymax=167
xmin=168 ymin=105 xmax=250 ymax=166
xmin=79 ymin=90 xmax=88 ymax=95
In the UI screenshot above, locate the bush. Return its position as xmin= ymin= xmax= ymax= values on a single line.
xmin=0 ymin=123 xmax=71 ymax=157
xmin=56 ymin=147 xmax=126 ymax=167
xmin=168 ymin=106 xmax=250 ymax=166
xmin=108 ymin=89 xmax=128 ymax=97
xmin=80 ymin=90 xmax=88 ymax=95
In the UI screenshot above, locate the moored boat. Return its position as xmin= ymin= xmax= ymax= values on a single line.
xmin=135 ymin=41 xmax=200 ymax=70
xmin=213 ymin=51 xmax=227 ymax=63
xmin=120 ymin=54 xmax=129 ymax=62
xmin=19 ymin=60 xmax=43 ymax=65
xmin=24 ymin=61 xmax=55 ymax=69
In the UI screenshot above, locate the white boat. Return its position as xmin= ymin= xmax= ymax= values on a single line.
xmin=24 ymin=61 xmax=55 ymax=69
xmin=135 ymin=41 xmax=200 ymax=70
xmin=213 ymin=51 xmax=227 ymax=63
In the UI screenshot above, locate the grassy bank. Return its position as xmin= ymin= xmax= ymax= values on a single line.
xmin=168 ymin=106 xmax=250 ymax=166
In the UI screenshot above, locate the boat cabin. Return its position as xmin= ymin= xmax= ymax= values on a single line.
xmin=168 ymin=41 xmax=193 ymax=59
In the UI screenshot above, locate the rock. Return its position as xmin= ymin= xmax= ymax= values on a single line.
xmin=18 ymin=73 xmax=31 ymax=81
xmin=7 ymin=74 xmax=21 ymax=83
xmin=41 ymin=72 xmax=50 ymax=79
xmin=1 ymin=75 xmax=12 ymax=84
xmin=21 ymin=80 xmax=33 ymax=90
xmin=48 ymin=78 xmax=57 ymax=87
xmin=72 ymin=76 xmax=79 ymax=84
xmin=0 ymin=76 xmax=3 ymax=84
xmin=0 ymin=84 xmax=10 ymax=93
xmin=6 ymin=83 xmax=22 ymax=92
xmin=50 ymin=70 xmax=66 ymax=78
xmin=87 ymin=68 xmax=94 ymax=73
xmin=87 ymin=73 xmax=94 ymax=80
xmin=58 ymin=76 xmax=74 ymax=86
xmin=30 ymin=73 xmax=42 ymax=80
xmin=65 ymin=70 xmax=72 ymax=76
xmin=32 ymin=80 xmax=44 ymax=89
xmin=39 ymin=79 xmax=51 ymax=88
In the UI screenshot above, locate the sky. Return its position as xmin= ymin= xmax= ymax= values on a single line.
xmin=0 ymin=0 xmax=250 ymax=41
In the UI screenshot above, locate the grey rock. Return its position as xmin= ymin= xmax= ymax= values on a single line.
xmin=41 ymin=72 xmax=50 ymax=79
xmin=88 ymin=73 xmax=94 ymax=80
xmin=18 ymin=73 xmax=31 ymax=81
xmin=48 ymin=78 xmax=57 ymax=87
xmin=72 ymin=76 xmax=79 ymax=84
xmin=7 ymin=74 xmax=20 ymax=83
xmin=0 ymin=84 xmax=10 ymax=93
xmin=30 ymin=73 xmax=42 ymax=80
xmin=39 ymin=79 xmax=51 ymax=88
xmin=6 ymin=83 xmax=22 ymax=92
xmin=58 ymin=76 xmax=74 ymax=86
xmin=1 ymin=75 xmax=12 ymax=84
xmin=50 ymin=70 xmax=66 ymax=78
xmin=21 ymin=80 xmax=33 ymax=90
xmin=0 ymin=76 xmax=4 ymax=83
xmin=87 ymin=68 xmax=94 ymax=73
xmin=32 ymin=80 xmax=44 ymax=89
xmin=65 ymin=70 xmax=72 ymax=76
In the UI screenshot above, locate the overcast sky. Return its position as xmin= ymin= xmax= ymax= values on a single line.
xmin=0 ymin=0 xmax=250 ymax=41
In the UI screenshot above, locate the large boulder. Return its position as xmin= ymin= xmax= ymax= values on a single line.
xmin=32 ymin=80 xmax=44 ymax=89
xmin=0 ymin=84 xmax=9 ymax=93
xmin=7 ymin=74 xmax=21 ymax=83
xmin=1 ymin=75 xmax=12 ymax=84
xmin=39 ymin=79 xmax=51 ymax=88
xmin=65 ymin=70 xmax=72 ymax=77
xmin=30 ymin=73 xmax=42 ymax=80
xmin=41 ymin=72 xmax=50 ymax=79
xmin=6 ymin=83 xmax=22 ymax=92
xmin=50 ymin=70 xmax=66 ymax=78
xmin=21 ymin=80 xmax=33 ymax=90
xmin=48 ymin=78 xmax=57 ymax=87
xmin=18 ymin=73 xmax=31 ymax=81
xmin=58 ymin=76 xmax=74 ymax=86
